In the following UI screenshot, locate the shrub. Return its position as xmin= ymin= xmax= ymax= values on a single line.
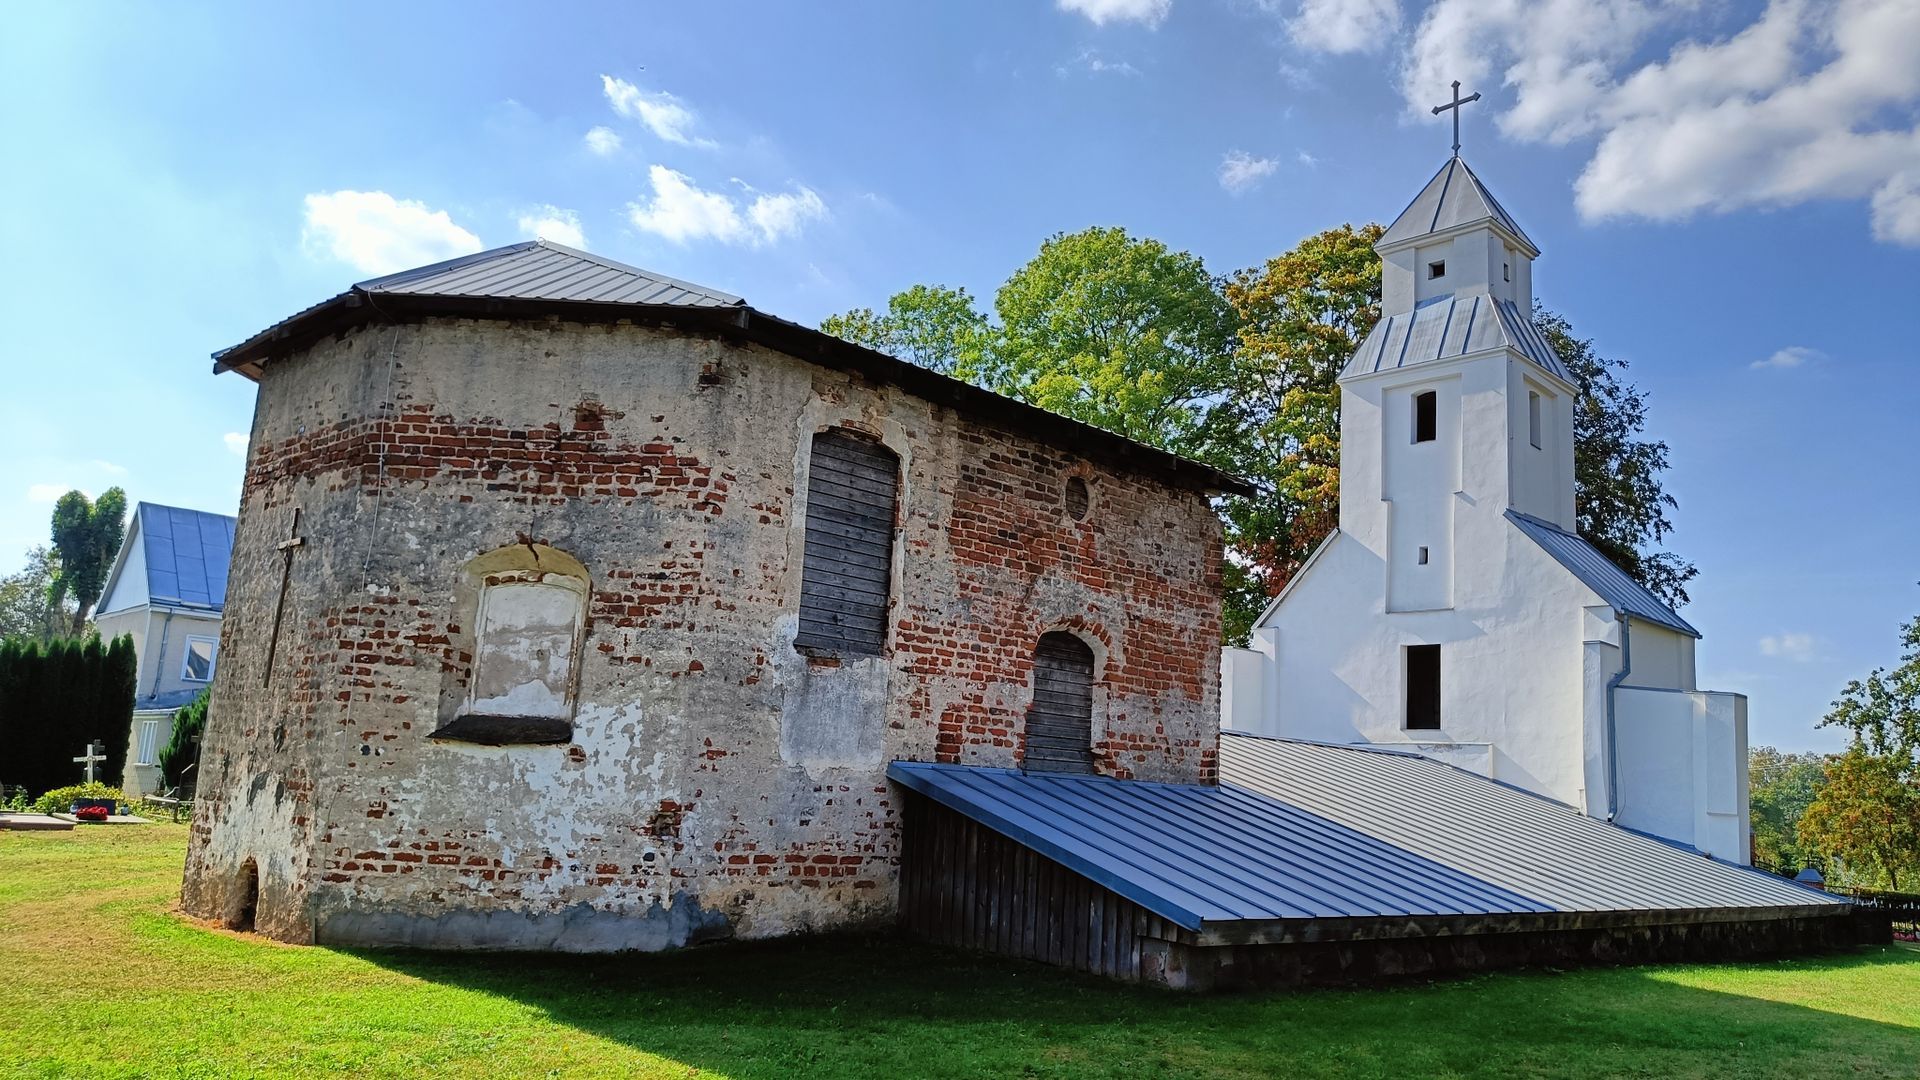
xmin=31 ymin=782 xmax=126 ymax=816
xmin=158 ymin=689 xmax=210 ymax=789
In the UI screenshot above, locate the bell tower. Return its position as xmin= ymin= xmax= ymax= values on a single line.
xmin=1336 ymin=153 xmax=1578 ymax=614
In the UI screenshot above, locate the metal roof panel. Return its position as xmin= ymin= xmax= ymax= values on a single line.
xmin=135 ymin=502 xmax=236 ymax=611
xmin=1507 ymin=510 xmax=1699 ymax=636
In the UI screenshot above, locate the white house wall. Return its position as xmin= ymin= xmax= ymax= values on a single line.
xmin=1613 ymin=686 xmax=1748 ymax=862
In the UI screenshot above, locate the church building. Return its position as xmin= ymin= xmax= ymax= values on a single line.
xmin=1223 ymin=155 xmax=1750 ymax=864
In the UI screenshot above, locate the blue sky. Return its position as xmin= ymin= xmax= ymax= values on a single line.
xmin=2 ymin=1 xmax=1915 ymax=752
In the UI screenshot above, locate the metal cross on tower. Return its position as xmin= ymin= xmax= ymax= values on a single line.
xmin=262 ymin=506 xmax=306 ymax=688
xmin=73 ymin=740 xmax=107 ymax=784
xmin=1431 ymin=80 xmax=1481 ymax=156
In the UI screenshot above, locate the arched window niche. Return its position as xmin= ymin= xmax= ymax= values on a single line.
xmin=429 ymin=543 xmax=590 ymax=747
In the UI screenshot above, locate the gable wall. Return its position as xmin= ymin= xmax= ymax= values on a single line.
xmin=182 ymin=317 xmax=1222 ymax=949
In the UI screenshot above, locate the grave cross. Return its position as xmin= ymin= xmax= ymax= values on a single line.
xmin=262 ymin=507 xmax=306 ymax=688
xmin=73 ymin=740 xmax=107 ymax=784
xmin=1431 ymin=80 xmax=1482 ymax=156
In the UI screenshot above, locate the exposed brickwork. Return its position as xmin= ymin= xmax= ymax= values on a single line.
xmin=181 ymin=317 xmax=1225 ymax=951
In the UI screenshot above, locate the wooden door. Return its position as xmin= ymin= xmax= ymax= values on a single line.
xmin=1024 ymin=632 xmax=1096 ymax=774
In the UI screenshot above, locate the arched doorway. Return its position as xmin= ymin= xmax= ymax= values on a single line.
xmin=1024 ymin=632 xmax=1096 ymax=774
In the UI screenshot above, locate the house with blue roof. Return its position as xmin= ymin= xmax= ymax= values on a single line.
xmin=94 ymin=501 xmax=236 ymax=794
xmin=1225 ymin=154 xmax=1751 ymax=865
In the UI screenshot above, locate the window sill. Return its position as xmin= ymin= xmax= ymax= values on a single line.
xmin=428 ymin=714 xmax=572 ymax=746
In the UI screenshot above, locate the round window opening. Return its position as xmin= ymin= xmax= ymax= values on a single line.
xmin=1065 ymin=476 xmax=1090 ymax=521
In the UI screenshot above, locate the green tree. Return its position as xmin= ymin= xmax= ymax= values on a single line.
xmin=1749 ymin=745 xmax=1827 ymax=872
xmin=48 ymin=488 xmax=128 ymax=634
xmin=0 ymin=546 xmax=75 ymax=644
xmin=1798 ymin=745 xmax=1920 ymax=890
xmin=1538 ymin=312 xmax=1697 ymax=609
xmin=1819 ymin=611 xmax=1920 ymax=767
xmin=159 ymin=688 xmax=210 ymax=789
xmin=987 ymin=227 xmax=1239 ymax=452
xmin=0 ymin=633 xmax=135 ymax=796
xmin=1214 ymin=224 xmax=1383 ymax=641
xmin=821 ymin=284 xmax=994 ymax=378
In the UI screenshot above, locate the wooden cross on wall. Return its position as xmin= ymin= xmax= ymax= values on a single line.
xmin=1431 ymin=80 xmax=1482 ymax=156
xmin=262 ymin=507 xmax=306 ymax=688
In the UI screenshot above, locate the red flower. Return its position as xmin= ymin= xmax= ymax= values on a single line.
xmin=74 ymin=806 xmax=110 ymax=822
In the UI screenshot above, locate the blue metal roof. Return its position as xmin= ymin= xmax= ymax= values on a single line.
xmin=135 ymin=502 xmax=236 ymax=611
xmin=1342 ymin=293 xmax=1569 ymax=383
xmin=1507 ymin=510 xmax=1699 ymax=637
xmin=1379 ymin=156 xmax=1539 ymax=254
xmin=1221 ymin=734 xmax=1840 ymax=912
xmin=887 ymin=761 xmax=1549 ymax=932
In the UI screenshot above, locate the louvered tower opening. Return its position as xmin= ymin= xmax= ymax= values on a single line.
xmin=1024 ymin=632 xmax=1097 ymax=774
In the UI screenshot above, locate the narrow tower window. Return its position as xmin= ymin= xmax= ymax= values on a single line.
xmin=1406 ymin=645 xmax=1441 ymax=730
xmin=1427 ymin=260 xmax=1446 ymax=279
xmin=1417 ymin=546 xmax=1430 ymax=565
xmin=1413 ymin=391 xmax=1438 ymax=444
xmin=1503 ymin=261 xmax=1511 ymax=283
xmin=1528 ymin=391 xmax=1543 ymax=449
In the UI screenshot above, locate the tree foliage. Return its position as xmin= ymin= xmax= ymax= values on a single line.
xmin=1536 ymin=312 xmax=1697 ymax=609
xmin=48 ymin=488 xmax=128 ymax=633
xmin=0 ymin=634 xmax=137 ymax=797
xmin=0 ymin=547 xmax=76 ymax=644
xmin=1798 ymin=745 xmax=1920 ymax=891
xmin=823 ymin=224 xmax=1695 ymax=643
xmin=1749 ymin=745 xmax=1827 ymax=873
xmin=1819 ymin=611 xmax=1920 ymax=765
xmin=160 ymin=688 xmax=211 ymax=790
xmin=820 ymin=284 xmax=993 ymax=378
xmin=1213 ymin=224 xmax=1383 ymax=642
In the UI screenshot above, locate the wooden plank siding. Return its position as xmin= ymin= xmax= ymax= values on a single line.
xmin=899 ymin=791 xmax=1180 ymax=982
xmin=795 ymin=430 xmax=898 ymax=656
xmin=1024 ymin=632 xmax=1096 ymax=774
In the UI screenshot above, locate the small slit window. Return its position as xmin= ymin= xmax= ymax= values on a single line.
xmin=1528 ymin=391 xmax=1543 ymax=449
xmin=1406 ymin=644 xmax=1441 ymax=730
xmin=1064 ymin=476 xmax=1090 ymax=521
xmin=1427 ymin=260 xmax=1446 ymax=279
xmin=1503 ymin=261 xmax=1512 ymax=282
xmin=1412 ymin=391 xmax=1438 ymax=444
xmin=1417 ymin=546 xmax=1430 ymax=566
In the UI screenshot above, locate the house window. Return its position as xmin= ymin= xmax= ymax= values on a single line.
xmin=1427 ymin=260 xmax=1446 ymax=279
xmin=1406 ymin=645 xmax=1441 ymax=730
xmin=182 ymin=637 xmax=218 ymax=682
xmin=795 ymin=429 xmax=899 ymax=657
xmin=136 ymin=719 xmax=161 ymax=766
xmin=1413 ymin=391 xmax=1438 ymax=444
xmin=1528 ymin=391 xmax=1543 ymax=449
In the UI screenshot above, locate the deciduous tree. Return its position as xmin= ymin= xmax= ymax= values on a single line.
xmin=821 ymin=284 xmax=994 ymax=378
xmin=0 ymin=546 xmax=75 ymax=644
xmin=1798 ymin=745 xmax=1920 ymax=891
xmin=48 ymin=488 xmax=127 ymax=634
xmin=1749 ymin=745 xmax=1827 ymax=872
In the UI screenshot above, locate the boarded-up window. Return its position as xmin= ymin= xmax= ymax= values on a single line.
xmin=469 ymin=573 xmax=588 ymax=719
xmin=1406 ymin=644 xmax=1441 ymax=730
xmin=795 ymin=430 xmax=898 ymax=656
xmin=1024 ymin=632 xmax=1096 ymax=774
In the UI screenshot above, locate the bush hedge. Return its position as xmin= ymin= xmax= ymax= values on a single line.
xmin=31 ymin=781 xmax=127 ymax=816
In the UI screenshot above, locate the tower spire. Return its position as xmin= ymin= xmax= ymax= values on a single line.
xmin=1430 ymin=80 xmax=1481 ymax=156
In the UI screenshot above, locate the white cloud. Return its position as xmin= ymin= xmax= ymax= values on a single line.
xmin=1751 ymin=345 xmax=1825 ymax=371
xmin=517 ymin=205 xmax=586 ymax=249
xmin=1219 ymin=150 xmax=1281 ymax=193
xmin=601 ymin=75 xmax=716 ymax=148
xmin=1284 ymin=0 xmax=1401 ymax=54
xmin=301 ymin=191 xmax=483 ymax=276
xmin=584 ymin=126 xmax=622 ymax=156
xmin=1057 ymin=0 xmax=1171 ymax=27
xmin=1759 ymin=632 xmax=1816 ymax=661
xmin=1383 ymin=0 xmax=1920 ymax=246
xmin=223 ymin=432 xmax=250 ymax=456
xmin=627 ymin=165 xmax=826 ymax=246
xmin=1057 ymin=47 xmax=1141 ymax=77
xmin=27 ymin=484 xmax=78 ymax=503
xmin=1297 ymin=149 xmax=1320 ymax=167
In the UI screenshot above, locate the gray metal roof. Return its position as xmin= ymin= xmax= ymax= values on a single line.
xmin=1219 ymin=734 xmax=1834 ymax=912
xmin=1507 ymin=510 xmax=1699 ymax=637
xmin=353 ymin=241 xmax=744 ymax=308
xmin=1342 ymin=292 xmax=1569 ymax=382
xmin=1379 ymin=156 xmax=1538 ymax=254
xmin=134 ymin=502 xmax=235 ymax=611
xmin=890 ymin=761 xmax=1556 ymax=932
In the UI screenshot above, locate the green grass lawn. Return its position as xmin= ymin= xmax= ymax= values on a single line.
xmin=2 ymin=826 xmax=1916 ymax=1079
